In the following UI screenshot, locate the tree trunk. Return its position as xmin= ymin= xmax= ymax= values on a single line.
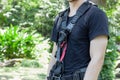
xmin=90 ymin=0 xmax=106 ymax=6
xmin=64 ymin=0 xmax=106 ymax=7
xmin=0 ymin=59 xmax=22 ymax=67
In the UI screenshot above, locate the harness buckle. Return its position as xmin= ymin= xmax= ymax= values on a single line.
xmin=52 ymin=74 xmax=61 ymax=80
xmin=73 ymin=73 xmax=80 ymax=80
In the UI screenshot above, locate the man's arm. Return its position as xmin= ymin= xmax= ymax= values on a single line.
xmin=84 ymin=35 xmax=108 ymax=80
xmin=47 ymin=43 xmax=57 ymax=76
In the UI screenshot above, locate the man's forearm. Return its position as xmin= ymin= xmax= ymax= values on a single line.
xmin=83 ymin=57 xmax=104 ymax=80
xmin=47 ymin=43 xmax=57 ymax=76
xmin=47 ymin=56 xmax=56 ymax=76
xmin=84 ymin=36 xmax=108 ymax=80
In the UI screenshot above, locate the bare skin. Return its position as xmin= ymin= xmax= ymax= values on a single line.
xmin=84 ymin=35 xmax=108 ymax=80
xmin=47 ymin=0 xmax=108 ymax=80
xmin=47 ymin=43 xmax=57 ymax=76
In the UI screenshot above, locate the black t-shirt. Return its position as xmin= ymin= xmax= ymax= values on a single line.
xmin=51 ymin=5 xmax=109 ymax=75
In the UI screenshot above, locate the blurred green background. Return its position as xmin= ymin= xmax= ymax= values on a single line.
xmin=0 ymin=0 xmax=120 ymax=80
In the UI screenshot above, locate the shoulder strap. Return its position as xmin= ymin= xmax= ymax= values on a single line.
xmin=55 ymin=1 xmax=97 ymax=31
xmin=62 ymin=1 xmax=92 ymax=33
xmin=56 ymin=1 xmax=94 ymax=61
xmin=56 ymin=8 xmax=69 ymax=30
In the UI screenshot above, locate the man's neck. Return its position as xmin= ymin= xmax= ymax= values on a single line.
xmin=69 ymin=0 xmax=87 ymax=17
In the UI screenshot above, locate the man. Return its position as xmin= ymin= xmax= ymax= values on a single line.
xmin=47 ymin=0 xmax=109 ymax=80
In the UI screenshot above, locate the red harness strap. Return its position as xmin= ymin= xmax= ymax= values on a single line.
xmin=60 ymin=42 xmax=67 ymax=62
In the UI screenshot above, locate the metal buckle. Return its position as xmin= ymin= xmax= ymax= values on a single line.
xmin=53 ymin=75 xmax=61 ymax=80
xmin=73 ymin=71 xmax=81 ymax=80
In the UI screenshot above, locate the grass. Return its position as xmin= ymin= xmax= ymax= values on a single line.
xmin=0 ymin=59 xmax=48 ymax=80
xmin=0 ymin=43 xmax=50 ymax=80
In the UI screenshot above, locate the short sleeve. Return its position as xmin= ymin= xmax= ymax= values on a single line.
xmin=50 ymin=16 xmax=59 ymax=43
xmin=88 ymin=9 xmax=109 ymax=41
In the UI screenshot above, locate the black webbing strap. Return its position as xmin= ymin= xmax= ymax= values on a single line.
xmin=61 ymin=1 xmax=92 ymax=33
xmin=56 ymin=1 xmax=92 ymax=61
xmin=48 ymin=1 xmax=95 ymax=80
xmin=56 ymin=9 xmax=69 ymax=30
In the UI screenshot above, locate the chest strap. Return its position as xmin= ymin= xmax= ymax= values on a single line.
xmin=48 ymin=1 xmax=96 ymax=80
xmin=56 ymin=1 xmax=92 ymax=62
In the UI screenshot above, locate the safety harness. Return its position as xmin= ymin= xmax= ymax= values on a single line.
xmin=48 ymin=1 xmax=96 ymax=80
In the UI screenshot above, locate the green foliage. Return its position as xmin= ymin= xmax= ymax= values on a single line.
xmin=0 ymin=12 xmax=7 ymax=26
xmin=99 ymin=1 xmax=120 ymax=80
xmin=100 ymin=39 xmax=118 ymax=80
xmin=0 ymin=0 xmax=119 ymax=79
xmin=0 ymin=26 xmax=36 ymax=59
xmin=0 ymin=0 xmax=64 ymax=37
xmin=106 ymin=0 xmax=118 ymax=9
